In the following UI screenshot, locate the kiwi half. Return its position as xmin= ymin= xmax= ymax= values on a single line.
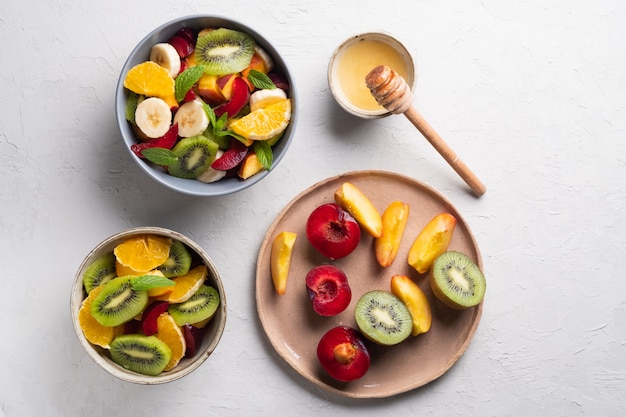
xmin=195 ymin=28 xmax=255 ymax=75
xmin=90 ymin=276 xmax=149 ymax=327
xmin=430 ymin=251 xmax=486 ymax=309
xmin=83 ymin=252 xmax=116 ymax=293
xmin=354 ymin=290 xmax=412 ymax=346
xmin=158 ymin=240 xmax=192 ymax=278
xmin=109 ymin=334 xmax=172 ymax=376
xmin=168 ymin=136 xmax=219 ymax=179
xmin=168 ymin=284 xmax=220 ymax=327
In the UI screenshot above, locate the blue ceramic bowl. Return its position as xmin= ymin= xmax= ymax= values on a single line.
xmin=115 ymin=15 xmax=297 ymax=196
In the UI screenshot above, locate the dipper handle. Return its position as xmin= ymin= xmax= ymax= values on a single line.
xmin=366 ymin=65 xmax=486 ymax=196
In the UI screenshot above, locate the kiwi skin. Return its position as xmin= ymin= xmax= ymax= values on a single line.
xmin=83 ymin=252 xmax=116 ymax=294
xmin=168 ymin=285 xmax=220 ymax=327
xmin=430 ymin=251 xmax=486 ymax=310
xmin=109 ymin=334 xmax=172 ymax=376
xmin=195 ymin=28 xmax=255 ymax=75
xmin=158 ymin=240 xmax=192 ymax=278
xmin=169 ymin=136 xmax=219 ymax=179
xmin=354 ymin=290 xmax=412 ymax=346
xmin=90 ymin=277 xmax=149 ymax=327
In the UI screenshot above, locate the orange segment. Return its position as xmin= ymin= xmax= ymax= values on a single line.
xmin=165 ymin=265 xmax=207 ymax=303
xmin=123 ymin=61 xmax=176 ymax=99
xmin=155 ymin=313 xmax=186 ymax=371
xmin=228 ymin=98 xmax=291 ymax=140
xmin=114 ymin=235 xmax=172 ymax=272
xmin=78 ymin=286 xmax=124 ymax=349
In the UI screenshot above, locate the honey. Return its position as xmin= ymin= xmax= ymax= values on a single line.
xmin=335 ymin=39 xmax=411 ymax=112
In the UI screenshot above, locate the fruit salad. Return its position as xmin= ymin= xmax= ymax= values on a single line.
xmin=122 ymin=27 xmax=292 ymax=183
xmin=78 ymin=234 xmax=221 ymax=376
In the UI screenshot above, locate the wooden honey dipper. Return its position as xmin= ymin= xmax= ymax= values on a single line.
xmin=366 ymin=65 xmax=486 ymax=196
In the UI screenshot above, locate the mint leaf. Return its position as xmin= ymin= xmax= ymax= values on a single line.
xmin=141 ymin=148 xmax=178 ymax=166
xmin=247 ymin=70 xmax=276 ymax=90
xmin=131 ymin=275 xmax=176 ymax=291
xmin=126 ymin=92 xmax=139 ymax=123
xmin=175 ymin=65 xmax=206 ymax=102
xmin=254 ymin=141 xmax=273 ymax=170
xmin=202 ymin=102 xmax=217 ymax=128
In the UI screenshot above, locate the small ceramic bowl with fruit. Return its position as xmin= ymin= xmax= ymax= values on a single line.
xmin=115 ymin=15 xmax=297 ymax=196
xmin=70 ymin=227 xmax=227 ymax=384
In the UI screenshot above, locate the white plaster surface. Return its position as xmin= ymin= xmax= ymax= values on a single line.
xmin=1 ymin=0 xmax=625 ymax=415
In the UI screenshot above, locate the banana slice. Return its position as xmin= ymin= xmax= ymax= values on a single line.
xmin=197 ymin=150 xmax=227 ymax=183
xmin=249 ymin=88 xmax=287 ymax=112
xmin=134 ymin=97 xmax=172 ymax=138
xmin=254 ymin=46 xmax=274 ymax=72
xmin=150 ymin=43 xmax=181 ymax=77
xmin=173 ymin=99 xmax=210 ymax=137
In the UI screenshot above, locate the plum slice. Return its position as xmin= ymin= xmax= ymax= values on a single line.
xmin=140 ymin=300 xmax=170 ymax=336
xmin=306 ymin=264 xmax=351 ymax=316
xmin=211 ymin=138 xmax=249 ymax=171
xmin=317 ymin=326 xmax=370 ymax=382
xmin=305 ymin=203 xmax=361 ymax=260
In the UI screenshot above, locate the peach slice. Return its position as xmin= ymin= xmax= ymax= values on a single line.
xmin=238 ymin=152 xmax=265 ymax=179
xmin=408 ymin=213 xmax=457 ymax=274
xmin=270 ymin=231 xmax=297 ymax=295
xmin=375 ymin=201 xmax=410 ymax=267
xmin=390 ymin=275 xmax=432 ymax=336
xmin=333 ymin=182 xmax=383 ymax=238
xmin=197 ymin=73 xmax=226 ymax=105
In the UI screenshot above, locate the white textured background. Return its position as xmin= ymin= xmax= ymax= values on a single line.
xmin=1 ymin=0 xmax=625 ymax=415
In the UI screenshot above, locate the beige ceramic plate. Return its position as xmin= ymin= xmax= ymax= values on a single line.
xmin=256 ymin=171 xmax=483 ymax=398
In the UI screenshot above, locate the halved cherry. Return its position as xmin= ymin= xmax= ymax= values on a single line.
xmin=317 ymin=326 xmax=370 ymax=382
xmin=306 ymin=264 xmax=351 ymax=316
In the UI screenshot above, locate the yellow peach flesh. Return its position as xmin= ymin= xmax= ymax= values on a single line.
xmin=408 ymin=213 xmax=457 ymax=274
xmin=375 ymin=201 xmax=410 ymax=267
xmin=270 ymin=231 xmax=297 ymax=295
xmin=390 ymin=275 xmax=432 ymax=336
xmin=333 ymin=182 xmax=382 ymax=238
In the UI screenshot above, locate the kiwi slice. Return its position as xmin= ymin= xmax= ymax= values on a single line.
xmin=109 ymin=334 xmax=172 ymax=376
xmin=430 ymin=251 xmax=486 ymax=309
xmin=168 ymin=284 xmax=220 ymax=327
xmin=355 ymin=290 xmax=412 ymax=346
xmin=195 ymin=28 xmax=255 ymax=75
xmin=168 ymin=136 xmax=219 ymax=179
xmin=83 ymin=252 xmax=116 ymax=294
xmin=158 ymin=240 xmax=192 ymax=278
xmin=90 ymin=276 xmax=149 ymax=327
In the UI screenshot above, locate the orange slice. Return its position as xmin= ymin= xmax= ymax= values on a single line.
xmin=155 ymin=313 xmax=186 ymax=371
xmin=123 ymin=61 xmax=176 ymax=99
xmin=228 ymin=98 xmax=291 ymax=140
xmin=78 ymin=286 xmax=124 ymax=349
xmin=114 ymin=235 xmax=172 ymax=272
xmin=165 ymin=265 xmax=207 ymax=303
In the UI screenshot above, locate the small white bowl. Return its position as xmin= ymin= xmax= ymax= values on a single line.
xmin=70 ymin=227 xmax=227 ymax=384
xmin=328 ymin=32 xmax=415 ymax=119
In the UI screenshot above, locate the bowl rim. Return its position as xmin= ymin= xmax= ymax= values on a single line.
xmin=70 ymin=226 xmax=227 ymax=384
xmin=115 ymin=15 xmax=298 ymax=197
xmin=327 ymin=31 xmax=416 ymax=119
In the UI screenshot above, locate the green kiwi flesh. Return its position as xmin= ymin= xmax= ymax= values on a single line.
xmin=83 ymin=252 xmax=116 ymax=293
xmin=168 ymin=284 xmax=220 ymax=327
xmin=169 ymin=136 xmax=219 ymax=179
xmin=158 ymin=240 xmax=192 ymax=278
xmin=430 ymin=251 xmax=486 ymax=309
xmin=90 ymin=276 xmax=149 ymax=327
xmin=354 ymin=290 xmax=412 ymax=346
xmin=195 ymin=28 xmax=255 ymax=75
xmin=109 ymin=334 xmax=172 ymax=376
